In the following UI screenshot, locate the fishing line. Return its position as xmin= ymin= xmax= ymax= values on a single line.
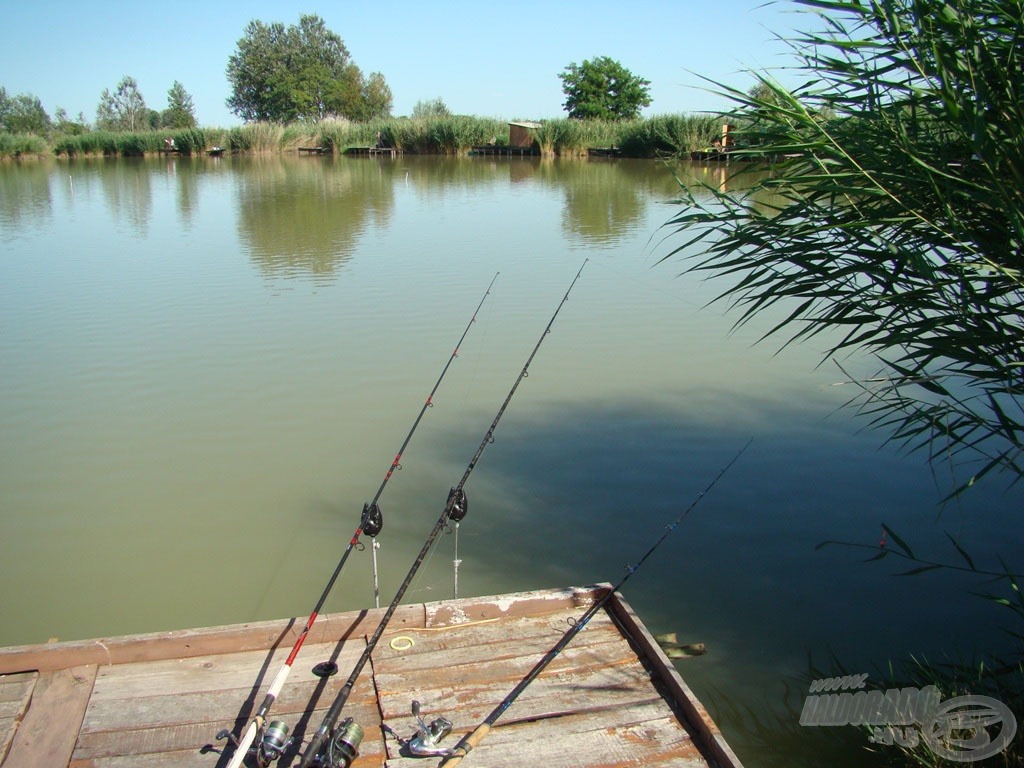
xmin=217 ymin=272 xmax=499 ymax=768
xmin=297 ymin=260 xmax=588 ymax=768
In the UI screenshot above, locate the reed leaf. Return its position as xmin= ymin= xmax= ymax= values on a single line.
xmin=661 ymin=0 xmax=1024 ymax=495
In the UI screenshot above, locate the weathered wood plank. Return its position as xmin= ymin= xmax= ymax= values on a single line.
xmin=0 ymin=673 xmax=37 ymax=765
xmin=70 ymin=740 xmax=384 ymax=768
xmin=423 ymin=586 xmax=606 ymax=628
xmin=88 ymin=639 xmax=366 ymax=701
xmin=81 ymin=667 xmax=378 ymax=733
xmin=373 ymin=612 xmax=624 ymax=674
xmin=3 ymin=665 xmax=96 ymax=768
xmin=387 ymin=704 xmax=708 ymax=768
xmin=72 ymin=697 xmax=386 ymax=760
xmin=606 ymin=592 xmax=744 ymax=768
xmin=0 ymin=605 xmax=424 ymax=675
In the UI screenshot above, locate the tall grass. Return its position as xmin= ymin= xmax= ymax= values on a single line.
xmin=0 ymin=133 xmax=49 ymax=158
xmin=12 ymin=113 xmax=728 ymax=158
xmin=619 ymin=114 xmax=722 ymax=157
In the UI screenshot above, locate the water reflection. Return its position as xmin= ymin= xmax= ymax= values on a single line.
xmin=234 ymin=157 xmax=397 ymax=283
xmin=99 ymin=160 xmax=153 ymax=236
xmin=0 ymin=160 xmax=55 ymax=233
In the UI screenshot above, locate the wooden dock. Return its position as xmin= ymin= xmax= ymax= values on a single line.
xmin=468 ymin=146 xmax=537 ymax=157
xmin=344 ymin=147 xmax=401 ymax=158
xmin=0 ymin=586 xmax=743 ymax=768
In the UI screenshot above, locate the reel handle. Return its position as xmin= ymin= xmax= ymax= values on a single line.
xmin=441 ymin=724 xmax=491 ymax=767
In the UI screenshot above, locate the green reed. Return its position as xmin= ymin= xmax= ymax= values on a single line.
xmin=15 ymin=112 xmax=728 ymax=158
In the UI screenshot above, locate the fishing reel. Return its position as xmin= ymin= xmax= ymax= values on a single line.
xmin=310 ymin=718 xmax=364 ymax=768
xmin=256 ymin=721 xmax=293 ymax=766
xmin=383 ymin=700 xmax=455 ymax=757
xmin=362 ymin=502 xmax=383 ymax=538
xmin=446 ymin=488 xmax=468 ymax=525
xmin=212 ymin=719 xmax=293 ymax=767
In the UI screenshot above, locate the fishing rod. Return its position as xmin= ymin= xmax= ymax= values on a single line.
xmin=218 ymin=273 xmax=498 ymax=768
xmin=297 ymin=260 xmax=588 ymax=768
xmin=437 ymin=439 xmax=752 ymax=767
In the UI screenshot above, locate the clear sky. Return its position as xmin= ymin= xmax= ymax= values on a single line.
xmin=2 ymin=0 xmax=817 ymax=126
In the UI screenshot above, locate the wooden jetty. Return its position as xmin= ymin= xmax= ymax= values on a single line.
xmin=344 ymin=147 xmax=401 ymax=158
xmin=468 ymin=145 xmax=537 ymax=157
xmin=0 ymin=585 xmax=743 ymax=767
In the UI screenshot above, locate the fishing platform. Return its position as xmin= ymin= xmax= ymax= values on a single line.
xmin=0 ymin=585 xmax=743 ymax=767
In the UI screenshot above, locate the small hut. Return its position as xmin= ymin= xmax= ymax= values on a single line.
xmin=509 ymin=121 xmax=542 ymax=149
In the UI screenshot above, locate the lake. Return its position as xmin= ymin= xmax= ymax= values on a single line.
xmin=1 ymin=154 xmax=1020 ymax=767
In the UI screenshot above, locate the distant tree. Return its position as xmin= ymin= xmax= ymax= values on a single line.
xmin=226 ymin=14 xmax=390 ymax=123
xmin=558 ymin=56 xmax=651 ymax=120
xmin=412 ymin=98 xmax=451 ymax=119
xmin=162 ymin=81 xmax=196 ymax=128
xmin=96 ymin=76 xmax=147 ymax=131
xmin=0 ymin=88 xmax=7 ymax=127
xmin=53 ymin=107 xmax=88 ymax=135
xmin=358 ymin=71 xmax=393 ymax=121
xmin=0 ymin=88 xmax=52 ymax=134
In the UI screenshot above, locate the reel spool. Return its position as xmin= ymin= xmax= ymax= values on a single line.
xmin=321 ymin=718 xmax=364 ymax=768
xmin=256 ymin=721 xmax=293 ymax=767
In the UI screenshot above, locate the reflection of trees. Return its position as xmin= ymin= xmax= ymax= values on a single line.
xmin=236 ymin=156 xmax=395 ymax=283
xmin=99 ymin=159 xmax=153 ymax=236
xmin=0 ymin=161 xmax=54 ymax=233
xmin=549 ymin=160 xmax=647 ymax=245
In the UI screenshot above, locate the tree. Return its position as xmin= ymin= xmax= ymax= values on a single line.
xmin=412 ymin=98 xmax=451 ymax=119
xmin=662 ymin=0 xmax=1024 ymax=496
xmin=358 ymin=71 xmax=393 ymax=121
xmin=53 ymin=107 xmax=88 ymax=135
xmin=96 ymin=76 xmax=147 ymax=131
xmin=226 ymin=14 xmax=390 ymax=123
xmin=162 ymin=81 xmax=196 ymax=128
xmin=0 ymin=89 xmax=51 ymax=134
xmin=558 ymin=56 xmax=651 ymax=120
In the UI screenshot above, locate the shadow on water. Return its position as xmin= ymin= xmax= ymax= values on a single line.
xmin=403 ymin=395 xmax=1023 ymax=768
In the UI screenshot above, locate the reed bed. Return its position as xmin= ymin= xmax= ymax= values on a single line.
xmin=0 ymin=133 xmax=49 ymax=157
xmin=13 ymin=113 xmax=726 ymax=158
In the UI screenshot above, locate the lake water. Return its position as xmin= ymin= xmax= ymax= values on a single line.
xmin=1 ymin=154 xmax=1020 ymax=767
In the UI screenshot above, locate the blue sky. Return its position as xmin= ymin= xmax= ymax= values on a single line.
xmin=2 ymin=1 xmax=818 ymax=126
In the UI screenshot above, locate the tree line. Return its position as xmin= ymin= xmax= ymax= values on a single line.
xmin=2 ymin=13 xmax=653 ymax=138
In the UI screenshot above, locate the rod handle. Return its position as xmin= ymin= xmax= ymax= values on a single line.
xmin=442 ymin=724 xmax=491 ymax=767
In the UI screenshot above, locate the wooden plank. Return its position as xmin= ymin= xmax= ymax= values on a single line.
xmin=606 ymin=592 xmax=744 ymax=768
xmin=3 ymin=665 xmax=97 ymax=768
xmin=72 ymin=698 xmax=386 ymax=762
xmin=0 ymin=673 xmax=37 ymax=765
xmin=0 ymin=605 xmax=424 ymax=675
xmin=423 ymin=585 xmax=606 ymax=628
xmin=387 ymin=704 xmax=708 ymax=768
xmin=87 ymin=639 xmax=366 ymax=701
xmin=80 ymin=665 xmax=377 ymax=733
xmin=373 ymin=614 xmax=626 ymax=677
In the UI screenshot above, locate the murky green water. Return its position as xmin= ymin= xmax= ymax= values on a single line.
xmin=1 ymin=155 xmax=1020 ymax=766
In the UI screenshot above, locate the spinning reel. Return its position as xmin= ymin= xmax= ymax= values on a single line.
xmin=215 ymin=719 xmax=293 ymax=768
xmin=383 ymin=700 xmax=455 ymax=758
xmin=313 ymin=718 xmax=365 ymax=768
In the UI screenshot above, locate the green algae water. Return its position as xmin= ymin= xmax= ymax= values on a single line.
xmin=1 ymin=155 xmax=1020 ymax=767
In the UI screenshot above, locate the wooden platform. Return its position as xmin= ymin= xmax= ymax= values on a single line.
xmin=0 ymin=586 xmax=742 ymax=768
xmin=344 ymin=147 xmax=401 ymax=158
xmin=468 ymin=146 xmax=537 ymax=157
